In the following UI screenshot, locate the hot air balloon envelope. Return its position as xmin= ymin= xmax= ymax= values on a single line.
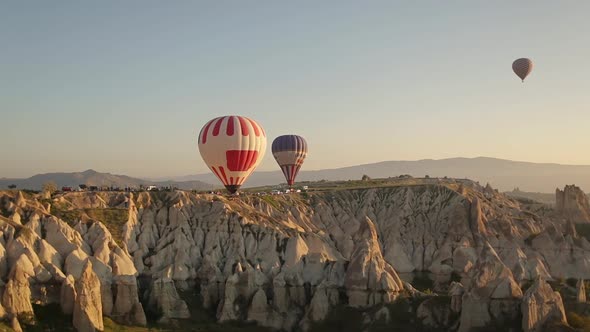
xmin=272 ymin=135 xmax=308 ymax=187
xmin=198 ymin=116 xmax=267 ymax=194
xmin=512 ymin=58 xmax=533 ymax=82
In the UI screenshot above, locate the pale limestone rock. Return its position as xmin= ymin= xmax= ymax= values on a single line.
xmin=300 ymin=284 xmax=331 ymax=331
xmin=2 ymin=253 xmax=34 ymax=317
xmin=22 ymin=247 xmax=41 ymax=271
xmin=302 ymin=252 xmax=329 ymax=286
xmin=83 ymin=256 xmax=113 ymax=317
xmin=417 ymin=296 xmax=453 ymax=329
xmin=112 ymin=275 xmax=147 ymax=326
xmin=469 ymin=198 xmax=489 ymax=243
xmin=9 ymin=254 xmax=34 ymax=280
xmin=2 ymin=278 xmax=33 ymax=316
xmin=453 ymin=247 xmax=477 ymax=273
xmin=10 ymin=316 xmax=23 ymax=332
xmin=73 ymin=261 xmax=103 ymax=332
xmin=84 ymin=222 xmax=113 ymax=265
xmin=64 ymin=248 xmax=89 ymax=279
xmin=272 ymin=273 xmax=289 ymax=313
xmin=88 ymin=256 xmax=112 ymax=283
xmin=246 ymin=289 xmax=286 ymax=330
xmin=132 ymin=303 xmax=147 ymax=327
xmin=344 ymin=217 xmax=403 ymax=307
xmin=449 ymin=281 xmax=465 ymax=313
xmin=5 ymin=238 xmax=28 ymax=269
xmin=45 ymin=263 xmax=66 ymax=282
xmin=11 ymin=212 xmax=21 ymax=225
xmin=34 ymin=264 xmax=52 ymax=283
xmin=577 ymin=279 xmax=586 ymax=303
xmin=217 ymin=273 xmax=240 ymax=322
xmin=375 ymin=306 xmax=390 ymax=323
xmin=384 ymin=241 xmax=415 ymax=273
xmin=0 ymin=302 xmax=6 ymax=320
xmin=524 ymin=253 xmax=551 ymax=281
xmin=521 ymin=277 xmax=567 ymax=332
xmin=284 ymin=234 xmax=309 ymax=269
xmin=306 ymin=284 xmax=330 ymax=322
xmin=148 ymin=276 xmax=190 ymax=321
xmin=0 ymin=242 xmax=7 ymax=279
xmin=556 ymin=185 xmax=590 ymax=223
xmin=459 ymin=242 xmax=522 ymax=332
xmin=529 ymin=226 xmax=590 ymax=279
xmin=242 ymin=264 xmax=268 ymax=299
xmin=197 ymin=257 xmax=224 ymax=309
xmin=44 ymin=216 xmax=90 ymax=258
xmin=15 ymin=191 xmax=26 ymax=208
xmin=472 ymin=243 xmax=522 ymax=299
xmin=459 ymin=292 xmax=491 ymax=332
xmin=247 ymin=288 xmax=269 ymax=323
xmin=110 ymin=246 xmax=137 ymax=276
xmin=484 ymin=183 xmax=495 ymax=197
xmin=6 ymin=181 xmax=590 ymax=330
xmin=61 ymin=275 xmax=76 ymax=315
xmin=38 ymin=239 xmax=64 ymax=268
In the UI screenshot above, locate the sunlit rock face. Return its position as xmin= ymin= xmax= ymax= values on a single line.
xmin=521 ymin=277 xmax=567 ymax=332
xmin=556 ymin=184 xmax=590 ymax=223
xmin=0 ymin=178 xmax=589 ymax=330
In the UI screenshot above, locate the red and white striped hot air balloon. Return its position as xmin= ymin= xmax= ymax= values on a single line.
xmin=512 ymin=58 xmax=533 ymax=82
xmin=198 ymin=115 xmax=267 ymax=194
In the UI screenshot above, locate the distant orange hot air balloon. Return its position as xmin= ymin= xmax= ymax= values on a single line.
xmin=198 ymin=115 xmax=267 ymax=194
xmin=512 ymin=58 xmax=533 ymax=82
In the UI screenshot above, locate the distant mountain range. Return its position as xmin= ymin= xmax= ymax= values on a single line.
xmin=170 ymin=157 xmax=590 ymax=192
xmin=0 ymin=169 xmax=214 ymax=191
xmin=4 ymin=157 xmax=590 ymax=192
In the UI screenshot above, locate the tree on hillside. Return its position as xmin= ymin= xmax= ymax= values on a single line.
xmin=7 ymin=184 xmax=16 ymax=189
xmin=362 ymin=175 xmax=371 ymax=181
xmin=42 ymin=181 xmax=57 ymax=195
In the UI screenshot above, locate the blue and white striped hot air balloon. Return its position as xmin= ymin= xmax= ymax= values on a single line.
xmin=271 ymin=135 xmax=308 ymax=187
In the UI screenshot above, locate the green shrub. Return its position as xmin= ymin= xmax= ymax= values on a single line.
xmin=261 ymin=196 xmax=281 ymax=210
xmin=0 ymin=322 xmax=14 ymax=332
xmin=0 ymin=205 xmax=9 ymax=218
xmin=51 ymin=207 xmax=83 ymax=224
xmin=520 ymin=280 xmax=533 ymax=292
xmin=26 ymin=304 xmax=74 ymax=331
xmin=567 ymin=311 xmax=590 ymax=331
xmin=524 ymin=233 xmax=540 ymax=246
xmin=450 ymin=271 xmax=462 ymax=283
xmin=51 ymin=206 xmax=128 ymax=246
xmin=576 ymin=224 xmax=590 ymax=242
xmin=308 ymin=305 xmax=364 ymax=332
xmin=85 ymin=208 xmax=129 ymax=246
xmin=411 ymin=272 xmax=435 ymax=292
xmin=567 ymin=278 xmax=578 ymax=288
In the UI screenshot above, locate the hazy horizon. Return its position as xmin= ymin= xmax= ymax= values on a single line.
xmin=0 ymin=155 xmax=560 ymax=180
xmin=3 ymin=2 xmax=590 ymax=179
xmin=6 ymin=155 xmax=590 ymax=181
xmin=8 ymin=154 xmax=590 ymax=180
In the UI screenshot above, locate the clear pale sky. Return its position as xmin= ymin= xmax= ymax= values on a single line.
xmin=2 ymin=1 xmax=590 ymax=179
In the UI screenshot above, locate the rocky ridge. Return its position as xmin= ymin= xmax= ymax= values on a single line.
xmin=556 ymin=185 xmax=590 ymax=224
xmin=0 ymin=181 xmax=588 ymax=331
